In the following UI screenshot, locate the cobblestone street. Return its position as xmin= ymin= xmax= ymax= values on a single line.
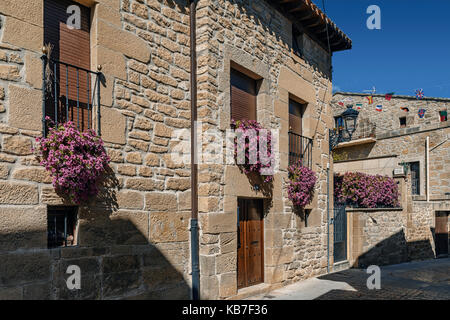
xmin=248 ymin=258 xmax=450 ymax=300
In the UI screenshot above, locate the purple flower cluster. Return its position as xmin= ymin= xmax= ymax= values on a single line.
xmin=287 ymin=161 xmax=317 ymax=207
xmin=35 ymin=118 xmax=110 ymax=204
xmin=334 ymin=172 xmax=400 ymax=208
xmin=231 ymin=119 xmax=274 ymax=183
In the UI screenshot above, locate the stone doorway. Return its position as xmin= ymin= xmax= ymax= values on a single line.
xmin=435 ymin=211 xmax=449 ymax=257
xmin=237 ymin=198 xmax=264 ymax=289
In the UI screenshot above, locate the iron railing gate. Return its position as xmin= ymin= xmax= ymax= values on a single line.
xmin=41 ymin=55 xmax=101 ymax=136
xmin=288 ymin=131 xmax=313 ymax=168
xmin=333 ymin=203 xmax=347 ymax=263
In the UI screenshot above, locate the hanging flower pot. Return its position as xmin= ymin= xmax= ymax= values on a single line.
xmin=287 ymin=160 xmax=317 ymax=208
xmin=231 ymin=119 xmax=274 ymax=183
xmin=35 ymin=118 xmax=110 ymax=204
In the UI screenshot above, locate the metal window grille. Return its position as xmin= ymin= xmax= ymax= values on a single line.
xmin=288 ymin=131 xmax=313 ymax=168
xmin=47 ymin=207 xmax=77 ymax=249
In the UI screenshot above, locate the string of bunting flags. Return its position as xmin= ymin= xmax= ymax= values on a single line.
xmin=334 ymin=89 xmax=443 ymax=120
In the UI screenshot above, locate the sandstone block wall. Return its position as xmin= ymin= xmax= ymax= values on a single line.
xmin=195 ymin=0 xmax=334 ymax=299
xmin=349 ymin=208 xmax=407 ymax=268
xmin=0 ymin=0 xmax=193 ymax=299
xmin=0 ymin=0 xmax=341 ymax=299
xmin=347 ymin=172 xmax=449 ymax=268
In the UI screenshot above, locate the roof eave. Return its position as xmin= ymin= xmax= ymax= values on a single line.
xmin=269 ymin=0 xmax=352 ymax=53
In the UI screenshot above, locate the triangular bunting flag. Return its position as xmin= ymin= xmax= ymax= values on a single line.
xmin=400 ymin=107 xmax=409 ymax=112
xmin=376 ymin=105 xmax=382 ymax=112
xmin=367 ymin=96 xmax=374 ymax=104
xmin=418 ymin=108 xmax=426 ymax=118
xmin=356 ymin=103 xmax=362 ymax=110
xmin=385 ymin=92 xmax=394 ymax=101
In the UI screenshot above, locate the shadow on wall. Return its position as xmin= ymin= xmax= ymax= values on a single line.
xmin=333 ymin=143 xmax=376 ymax=162
xmin=352 ymin=229 xmax=435 ymax=269
xmin=0 ymin=171 xmax=190 ymax=300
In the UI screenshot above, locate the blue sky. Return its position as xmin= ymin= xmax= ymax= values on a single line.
xmin=316 ymin=0 xmax=450 ymax=98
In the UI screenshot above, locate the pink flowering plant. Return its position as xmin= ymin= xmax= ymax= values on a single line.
xmin=287 ymin=161 xmax=317 ymax=207
xmin=334 ymin=172 xmax=400 ymax=208
xmin=35 ymin=118 xmax=110 ymax=204
xmin=231 ymin=119 xmax=274 ymax=183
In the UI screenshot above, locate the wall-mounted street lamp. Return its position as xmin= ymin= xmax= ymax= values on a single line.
xmin=329 ymin=105 xmax=359 ymax=151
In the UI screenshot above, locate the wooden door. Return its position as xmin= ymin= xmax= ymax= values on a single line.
xmin=435 ymin=211 xmax=449 ymax=256
xmin=231 ymin=69 xmax=257 ymax=122
xmin=44 ymin=0 xmax=91 ymax=131
xmin=237 ymin=198 xmax=264 ymax=289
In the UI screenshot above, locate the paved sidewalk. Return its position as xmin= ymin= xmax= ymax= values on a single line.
xmin=247 ymin=258 xmax=450 ymax=300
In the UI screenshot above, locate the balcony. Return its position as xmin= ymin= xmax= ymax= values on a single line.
xmin=333 ymin=120 xmax=377 ymax=149
xmin=289 ymin=132 xmax=313 ymax=168
xmin=41 ymin=55 xmax=101 ymax=136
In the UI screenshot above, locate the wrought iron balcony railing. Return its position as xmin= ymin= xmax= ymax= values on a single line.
xmin=288 ymin=132 xmax=313 ymax=168
xmin=41 ymin=55 xmax=101 ymax=136
xmin=336 ymin=120 xmax=377 ymax=142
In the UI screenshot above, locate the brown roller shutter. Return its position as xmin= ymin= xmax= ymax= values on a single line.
xmin=231 ymin=69 xmax=257 ymax=121
xmin=44 ymin=0 xmax=91 ymax=131
xmin=289 ymin=99 xmax=305 ymax=165
xmin=289 ymin=99 xmax=304 ymax=135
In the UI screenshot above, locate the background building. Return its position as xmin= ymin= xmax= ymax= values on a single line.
xmin=332 ymin=92 xmax=450 ymax=267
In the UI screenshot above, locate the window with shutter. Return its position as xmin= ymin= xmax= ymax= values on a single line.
xmin=289 ymin=99 xmax=304 ymax=135
xmin=288 ymin=99 xmax=306 ymax=165
xmin=230 ymin=69 xmax=257 ymax=121
xmin=44 ymin=0 xmax=91 ymax=131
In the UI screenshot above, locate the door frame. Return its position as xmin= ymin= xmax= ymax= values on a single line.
xmin=333 ymin=203 xmax=348 ymax=263
xmin=237 ymin=198 xmax=265 ymax=290
xmin=435 ymin=211 xmax=449 ymax=257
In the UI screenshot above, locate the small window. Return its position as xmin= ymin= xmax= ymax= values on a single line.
xmin=409 ymin=162 xmax=420 ymax=195
xmin=399 ymin=117 xmax=407 ymax=128
xmin=47 ymin=206 xmax=78 ymax=248
xmin=439 ymin=111 xmax=448 ymax=122
xmin=289 ymin=99 xmax=304 ymax=134
xmin=292 ymin=24 xmax=303 ymax=57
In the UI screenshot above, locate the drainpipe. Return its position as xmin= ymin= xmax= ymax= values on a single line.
xmin=189 ymin=0 xmax=200 ymax=301
xmin=426 ymin=136 xmax=430 ymax=202
xmin=326 ymin=162 xmax=330 ymax=273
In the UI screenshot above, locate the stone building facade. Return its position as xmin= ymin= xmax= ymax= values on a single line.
xmin=331 ymin=92 xmax=450 ymax=265
xmin=0 ymin=0 xmax=352 ymax=299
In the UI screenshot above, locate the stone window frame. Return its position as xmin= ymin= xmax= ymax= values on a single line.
xmin=399 ymin=116 xmax=407 ymax=128
xmin=218 ymin=44 xmax=272 ymax=131
xmin=401 ymin=157 xmax=425 ymax=197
